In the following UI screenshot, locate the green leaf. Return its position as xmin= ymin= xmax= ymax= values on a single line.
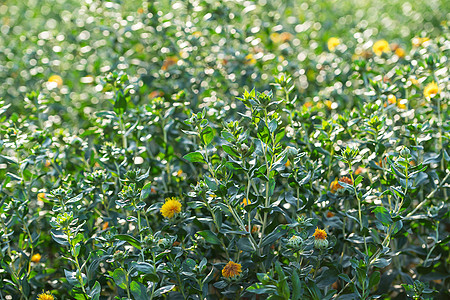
xmin=133 ymin=262 xmax=155 ymax=274
xmin=89 ymin=281 xmax=101 ymax=300
xmin=114 ymin=91 xmax=127 ymax=114
xmin=222 ymin=145 xmax=240 ymax=158
xmin=130 ymin=281 xmax=148 ymax=300
xmin=372 ymin=206 xmax=392 ymax=226
xmin=198 ymin=230 xmax=221 ymax=245
xmin=115 ymin=234 xmax=142 ymax=249
xmin=154 ymin=285 xmax=175 ymax=297
xmin=183 ymin=151 xmax=206 ymax=163
xmin=201 ymin=126 xmax=215 ymax=145
xmin=292 ymin=270 xmax=303 ymax=300
xmin=369 ymin=271 xmax=380 ymax=289
xmin=140 ymin=182 xmax=153 ymax=200
xmin=247 ymin=283 xmax=277 ymax=294
xmin=113 ymin=268 xmax=128 ymax=290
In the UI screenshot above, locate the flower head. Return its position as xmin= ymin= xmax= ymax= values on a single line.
xmin=48 ymin=75 xmax=63 ymax=87
xmin=395 ymin=47 xmax=405 ymax=58
xmin=387 ymin=94 xmax=397 ymax=105
xmin=222 ymin=261 xmax=242 ymax=279
xmin=160 ymin=197 xmax=182 ymax=218
xmin=372 ymin=40 xmax=390 ymax=56
xmin=288 ymin=235 xmax=302 ymax=248
xmin=37 ymin=192 xmax=46 ymax=202
xmin=313 ymin=228 xmax=329 ymax=249
xmin=330 ymin=176 xmax=353 ymax=193
xmin=327 ymin=37 xmax=340 ymax=51
xmin=245 ymin=54 xmax=256 ymax=65
xmin=102 ymin=222 xmax=109 ymax=230
xmin=423 ymin=81 xmax=440 ymax=98
xmin=37 ymin=292 xmax=54 ymax=300
xmin=412 ymin=37 xmax=430 ymax=47
xmin=241 ymin=198 xmax=251 ymax=206
xmin=31 ymin=253 xmax=41 ymax=263
xmin=313 ymin=228 xmax=327 ymax=240
xmin=162 ymin=56 xmax=178 ymax=71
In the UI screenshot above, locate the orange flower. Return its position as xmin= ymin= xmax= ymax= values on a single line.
xmin=241 ymin=198 xmax=251 ymax=206
xmin=102 ymin=222 xmax=109 ymax=230
xmin=372 ymin=40 xmax=390 ymax=56
xmin=160 ymin=197 xmax=182 ymax=218
xmin=222 ymin=261 xmax=242 ymax=278
xmin=313 ymin=228 xmax=327 ymax=240
xmin=354 ymin=167 xmax=365 ymax=175
xmin=303 ymin=101 xmax=313 ymax=108
xmin=330 ymin=176 xmax=353 ymax=193
xmin=423 ymin=81 xmax=440 ymax=98
xmin=162 ymin=56 xmax=178 ymax=71
xmin=31 ymin=253 xmax=41 ymax=263
xmin=285 ymin=160 xmax=291 ymax=167
xmin=326 ymin=211 xmax=335 ymax=218
xmin=280 ymin=32 xmax=293 ymax=42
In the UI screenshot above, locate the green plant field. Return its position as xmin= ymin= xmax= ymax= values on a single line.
xmin=0 ymin=0 xmax=449 ymax=299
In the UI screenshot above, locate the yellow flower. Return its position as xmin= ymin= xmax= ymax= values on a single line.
xmin=241 ymin=198 xmax=251 ymax=206
xmin=222 ymin=261 xmax=242 ymax=278
xmin=372 ymin=40 xmax=390 ymax=56
xmin=397 ymin=99 xmax=407 ymax=109
xmin=245 ymin=54 xmax=256 ymax=65
xmin=37 ymin=292 xmax=54 ymax=300
xmin=270 ymin=32 xmax=281 ymax=43
xmin=313 ymin=228 xmax=327 ymax=240
xmin=285 ymin=160 xmax=291 ymax=167
xmin=412 ymin=37 xmax=430 ymax=47
xmin=31 ymin=253 xmax=41 ymax=263
xmin=395 ymin=47 xmax=405 ymax=58
xmin=327 ymin=37 xmax=340 ymax=51
xmin=423 ymin=81 xmax=440 ymax=98
xmin=48 ymin=75 xmax=63 ymax=87
xmin=387 ymin=94 xmax=397 ymax=105
xmin=160 ymin=197 xmax=182 ymax=218
xmin=409 ymin=77 xmax=419 ymax=86
xmin=37 ymin=192 xmax=46 ymax=202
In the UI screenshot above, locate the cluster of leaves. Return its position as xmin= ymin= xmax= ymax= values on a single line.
xmin=0 ymin=0 xmax=449 ymax=299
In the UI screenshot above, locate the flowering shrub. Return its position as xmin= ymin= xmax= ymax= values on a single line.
xmin=0 ymin=0 xmax=449 ymax=299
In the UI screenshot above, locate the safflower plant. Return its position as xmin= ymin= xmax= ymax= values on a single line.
xmin=0 ymin=1 xmax=449 ymax=299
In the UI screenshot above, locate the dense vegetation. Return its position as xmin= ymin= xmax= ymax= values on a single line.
xmin=0 ymin=0 xmax=449 ymax=299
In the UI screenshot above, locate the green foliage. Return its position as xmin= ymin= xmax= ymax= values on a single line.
xmin=0 ymin=0 xmax=449 ymax=299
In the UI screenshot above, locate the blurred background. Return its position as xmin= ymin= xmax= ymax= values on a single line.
xmin=0 ymin=0 xmax=448 ymax=125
